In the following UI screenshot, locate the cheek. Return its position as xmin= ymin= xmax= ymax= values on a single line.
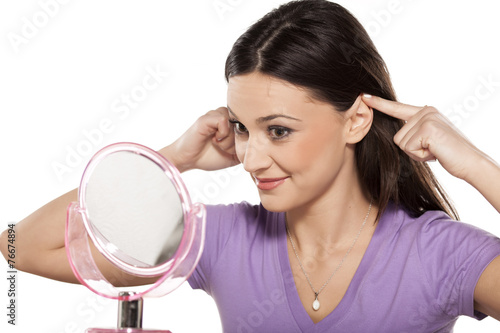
xmin=293 ymin=129 xmax=344 ymax=166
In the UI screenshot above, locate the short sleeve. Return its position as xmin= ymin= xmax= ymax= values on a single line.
xmin=416 ymin=211 xmax=500 ymax=319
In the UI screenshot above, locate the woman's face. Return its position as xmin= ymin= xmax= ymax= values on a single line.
xmin=227 ymin=72 xmax=355 ymax=213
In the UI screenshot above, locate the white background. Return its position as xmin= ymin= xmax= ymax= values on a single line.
xmin=1 ymin=0 xmax=499 ymax=332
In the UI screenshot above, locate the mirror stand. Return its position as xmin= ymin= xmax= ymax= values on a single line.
xmin=117 ymin=292 xmax=143 ymax=329
xmin=86 ymin=292 xmax=171 ymax=333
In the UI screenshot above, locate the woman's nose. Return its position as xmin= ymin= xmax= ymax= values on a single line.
xmin=239 ymin=134 xmax=272 ymax=174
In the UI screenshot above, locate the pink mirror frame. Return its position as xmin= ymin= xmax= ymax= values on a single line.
xmin=64 ymin=143 xmax=206 ymax=301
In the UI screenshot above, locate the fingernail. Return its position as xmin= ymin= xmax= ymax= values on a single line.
xmin=363 ymin=93 xmax=372 ymax=98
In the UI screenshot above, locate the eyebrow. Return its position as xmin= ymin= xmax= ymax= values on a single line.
xmin=227 ymin=106 xmax=302 ymax=123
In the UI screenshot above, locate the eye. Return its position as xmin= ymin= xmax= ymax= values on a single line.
xmin=229 ymin=119 xmax=248 ymax=135
xmin=269 ymin=126 xmax=291 ymax=140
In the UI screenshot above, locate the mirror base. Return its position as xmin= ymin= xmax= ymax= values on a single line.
xmin=86 ymin=329 xmax=172 ymax=333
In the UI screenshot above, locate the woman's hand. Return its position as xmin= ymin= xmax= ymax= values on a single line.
xmin=160 ymin=107 xmax=240 ymax=173
xmin=362 ymin=94 xmax=483 ymax=180
xmin=362 ymin=94 xmax=500 ymax=213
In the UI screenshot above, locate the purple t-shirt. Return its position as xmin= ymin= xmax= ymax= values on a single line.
xmin=188 ymin=201 xmax=500 ymax=332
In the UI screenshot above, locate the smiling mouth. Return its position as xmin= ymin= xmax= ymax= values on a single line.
xmin=254 ymin=177 xmax=289 ymax=190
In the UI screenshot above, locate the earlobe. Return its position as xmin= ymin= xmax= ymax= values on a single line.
xmin=346 ymin=95 xmax=373 ymax=144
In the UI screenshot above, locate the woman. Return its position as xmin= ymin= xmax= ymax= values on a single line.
xmin=2 ymin=0 xmax=500 ymax=332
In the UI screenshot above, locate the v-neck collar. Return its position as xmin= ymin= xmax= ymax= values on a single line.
xmin=276 ymin=204 xmax=394 ymax=332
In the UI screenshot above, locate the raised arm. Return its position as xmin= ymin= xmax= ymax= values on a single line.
xmin=0 ymin=188 xmax=163 ymax=286
xmin=0 ymin=107 xmax=238 ymax=285
xmin=362 ymin=94 xmax=500 ymax=213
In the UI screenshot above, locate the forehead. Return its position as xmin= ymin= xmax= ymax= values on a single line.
xmin=228 ymin=72 xmax=309 ymax=100
xmin=227 ymin=72 xmax=328 ymax=118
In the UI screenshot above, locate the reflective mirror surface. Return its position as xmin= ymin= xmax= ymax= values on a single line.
xmin=84 ymin=151 xmax=184 ymax=268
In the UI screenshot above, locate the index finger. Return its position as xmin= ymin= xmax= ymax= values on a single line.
xmin=362 ymin=94 xmax=422 ymax=121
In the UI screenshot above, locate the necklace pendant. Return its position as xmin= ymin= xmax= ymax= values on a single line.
xmin=312 ymin=294 xmax=320 ymax=311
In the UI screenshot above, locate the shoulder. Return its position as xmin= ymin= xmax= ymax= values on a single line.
xmin=382 ymin=202 xmax=498 ymax=245
xmin=378 ymin=202 xmax=500 ymax=275
xmin=188 ymin=202 xmax=282 ymax=291
xmin=203 ymin=201 xmax=281 ymax=250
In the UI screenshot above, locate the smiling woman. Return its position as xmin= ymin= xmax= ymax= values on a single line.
xmin=165 ymin=0 xmax=500 ymax=330
xmin=1 ymin=0 xmax=500 ymax=332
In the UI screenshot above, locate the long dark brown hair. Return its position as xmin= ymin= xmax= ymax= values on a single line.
xmin=224 ymin=0 xmax=458 ymax=220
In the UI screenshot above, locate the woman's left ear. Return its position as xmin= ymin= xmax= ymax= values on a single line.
xmin=345 ymin=94 xmax=373 ymax=144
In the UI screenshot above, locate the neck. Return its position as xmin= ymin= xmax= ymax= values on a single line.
xmin=285 ymin=163 xmax=377 ymax=255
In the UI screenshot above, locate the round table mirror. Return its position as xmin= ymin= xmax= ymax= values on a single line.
xmin=65 ymin=142 xmax=206 ymax=332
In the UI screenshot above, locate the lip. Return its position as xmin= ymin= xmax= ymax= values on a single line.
xmin=254 ymin=176 xmax=289 ymax=190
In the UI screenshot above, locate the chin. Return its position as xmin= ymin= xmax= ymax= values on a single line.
xmin=259 ymin=196 xmax=292 ymax=213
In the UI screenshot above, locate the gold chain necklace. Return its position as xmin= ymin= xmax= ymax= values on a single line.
xmin=286 ymin=200 xmax=372 ymax=311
